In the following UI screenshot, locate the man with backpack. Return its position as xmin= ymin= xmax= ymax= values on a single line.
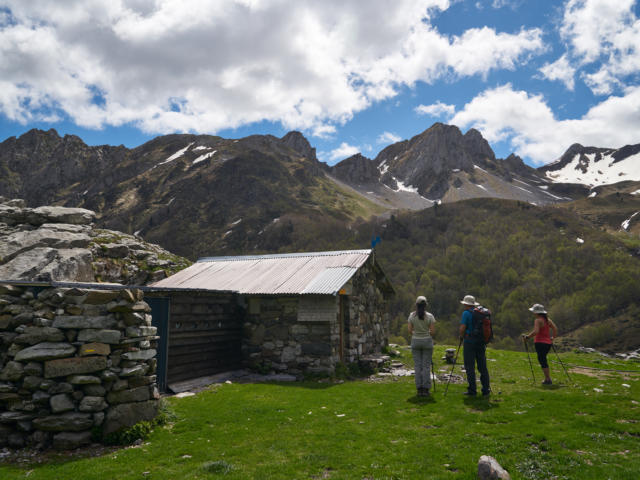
xmin=458 ymin=294 xmax=491 ymax=397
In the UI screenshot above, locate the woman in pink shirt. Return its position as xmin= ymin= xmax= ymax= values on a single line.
xmin=523 ymin=304 xmax=558 ymax=385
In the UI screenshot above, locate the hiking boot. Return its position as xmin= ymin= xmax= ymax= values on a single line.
xmin=463 ymin=391 xmax=477 ymax=396
xmin=482 ymin=391 xmax=491 ymax=397
xmin=542 ymin=379 xmax=552 ymax=385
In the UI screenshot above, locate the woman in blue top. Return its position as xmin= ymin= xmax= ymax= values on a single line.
xmin=408 ymin=296 xmax=436 ymax=397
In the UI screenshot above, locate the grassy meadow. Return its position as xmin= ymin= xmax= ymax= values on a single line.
xmin=1 ymin=345 xmax=639 ymax=479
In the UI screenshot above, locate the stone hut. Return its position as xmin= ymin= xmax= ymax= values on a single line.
xmin=152 ymin=250 xmax=394 ymax=379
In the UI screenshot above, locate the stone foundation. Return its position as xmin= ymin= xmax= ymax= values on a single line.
xmin=0 ymin=283 xmax=159 ymax=450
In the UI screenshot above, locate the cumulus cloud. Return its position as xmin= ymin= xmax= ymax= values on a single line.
xmin=451 ymin=83 xmax=640 ymax=165
xmin=415 ymin=101 xmax=456 ymax=117
xmin=376 ymin=131 xmax=402 ymax=144
xmin=556 ymin=0 xmax=640 ymax=95
xmin=0 ymin=0 xmax=545 ymax=136
xmin=539 ymin=54 xmax=576 ymax=90
xmin=327 ymin=142 xmax=360 ymax=162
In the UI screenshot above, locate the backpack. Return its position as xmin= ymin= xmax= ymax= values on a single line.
xmin=470 ymin=306 xmax=493 ymax=344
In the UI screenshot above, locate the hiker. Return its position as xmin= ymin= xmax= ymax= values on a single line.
xmin=522 ymin=304 xmax=558 ymax=385
xmin=459 ymin=295 xmax=490 ymax=396
xmin=408 ymin=296 xmax=436 ymax=397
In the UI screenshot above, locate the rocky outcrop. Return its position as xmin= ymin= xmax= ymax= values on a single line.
xmin=0 ymin=197 xmax=190 ymax=284
xmin=281 ymin=131 xmax=317 ymax=161
xmin=330 ymin=154 xmax=380 ymax=185
xmin=0 ymin=284 xmax=159 ymax=450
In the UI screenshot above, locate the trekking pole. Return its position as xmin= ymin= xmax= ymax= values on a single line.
xmin=444 ymin=338 xmax=462 ymax=396
xmin=431 ymin=351 xmax=436 ymax=394
xmin=551 ymin=343 xmax=571 ymax=383
xmin=522 ymin=336 xmax=536 ymax=383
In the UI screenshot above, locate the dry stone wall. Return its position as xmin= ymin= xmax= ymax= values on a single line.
xmin=0 ymin=283 xmax=159 ymax=450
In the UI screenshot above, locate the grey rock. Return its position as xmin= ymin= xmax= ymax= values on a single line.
xmin=0 ymin=411 xmax=35 ymax=423
xmin=48 ymin=382 xmax=73 ymax=394
xmin=101 ymin=243 xmax=130 ymax=258
xmin=125 ymin=326 xmax=156 ymax=337
xmin=119 ymin=364 xmax=149 ymax=377
xmin=83 ymin=384 xmax=106 ymax=396
xmin=14 ymin=342 xmax=76 ymax=362
xmin=32 ymin=390 xmax=50 ymax=404
xmin=44 ymin=356 xmax=107 ymax=378
xmin=52 ymin=431 xmax=92 ymax=450
xmin=23 ymin=362 xmax=44 ymax=376
xmin=79 ymin=396 xmax=108 ymax=412
xmin=121 ymin=349 xmax=156 ymax=361
xmin=77 ymin=329 xmax=121 ymax=344
xmin=68 ymin=374 xmax=101 ymax=384
xmin=103 ymin=400 xmax=158 ymax=435
xmin=301 ymin=342 xmax=332 ymax=356
xmin=53 ymin=315 xmax=117 ymax=329
xmin=106 ymin=386 xmax=150 ymax=404
xmin=127 ymin=375 xmax=156 ymax=388
xmin=50 ymin=393 xmax=75 ymax=413
xmin=83 ymin=290 xmax=121 ymax=304
xmin=111 ymin=379 xmax=128 ymax=391
xmin=478 ymin=455 xmax=511 ymax=480
xmin=30 ymin=206 xmax=96 ymax=225
xmin=13 ymin=326 xmax=65 ymax=345
xmin=0 ymin=361 xmax=24 ymax=381
xmin=22 ymin=375 xmax=43 ymax=391
xmin=93 ymin=411 xmax=105 ymax=426
xmin=33 ymin=412 xmax=93 ymax=432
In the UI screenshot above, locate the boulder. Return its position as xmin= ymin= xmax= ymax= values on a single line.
xmin=52 ymin=430 xmax=92 ymax=450
xmin=33 ymin=412 xmax=93 ymax=432
xmin=44 ymin=356 xmax=107 ymax=378
xmin=103 ymin=400 xmax=158 ymax=435
xmin=77 ymin=329 xmax=121 ymax=344
xmin=29 ymin=206 xmax=96 ymax=225
xmin=14 ymin=342 xmax=76 ymax=362
xmin=53 ymin=315 xmax=117 ymax=330
xmin=478 ymin=455 xmax=511 ymax=480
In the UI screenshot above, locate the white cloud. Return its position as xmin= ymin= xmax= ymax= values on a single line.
xmin=415 ymin=101 xmax=456 ymax=117
xmin=539 ymin=54 xmax=576 ymax=90
xmin=451 ymin=83 xmax=640 ymax=165
xmin=376 ymin=131 xmax=402 ymax=144
xmin=556 ymin=0 xmax=640 ymax=95
xmin=0 ymin=0 xmax=545 ymax=136
xmin=328 ymin=142 xmax=360 ymax=162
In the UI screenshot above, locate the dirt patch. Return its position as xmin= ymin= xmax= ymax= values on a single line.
xmin=569 ymin=367 xmax=640 ymax=380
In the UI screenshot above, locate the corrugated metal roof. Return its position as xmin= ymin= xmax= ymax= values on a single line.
xmin=152 ymin=250 xmax=372 ymax=295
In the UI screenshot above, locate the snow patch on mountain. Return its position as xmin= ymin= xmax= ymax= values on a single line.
xmin=193 ymin=150 xmax=216 ymax=164
xmin=158 ymin=142 xmax=195 ymax=167
xmin=621 ymin=212 xmax=639 ymax=230
xmin=545 ymin=152 xmax=640 ymax=186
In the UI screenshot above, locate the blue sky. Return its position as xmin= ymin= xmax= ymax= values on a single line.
xmin=1 ymin=0 xmax=640 ymax=167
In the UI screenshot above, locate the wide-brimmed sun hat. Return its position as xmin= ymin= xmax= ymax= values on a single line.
xmin=460 ymin=295 xmax=479 ymax=306
xmin=529 ymin=303 xmax=547 ymax=314
xmin=415 ymin=296 xmax=427 ymax=305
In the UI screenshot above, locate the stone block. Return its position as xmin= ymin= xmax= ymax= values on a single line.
xmin=103 ymin=400 xmax=158 ymax=435
xmin=14 ymin=326 xmax=65 ymax=345
xmin=48 ymin=382 xmax=73 ymax=394
xmin=22 ymin=376 xmax=43 ymax=391
xmin=32 ymin=390 xmax=50 ymax=405
xmin=83 ymin=384 xmax=106 ymax=396
xmin=68 ymin=375 xmax=101 ymax=384
xmin=122 ymin=312 xmax=146 ymax=326
xmin=79 ymin=396 xmax=108 ymax=412
xmin=14 ymin=342 xmax=76 ymax=362
xmin=0 ymin=361 xmax=24 ymax=381
xmin=127 ymin=375 xmax=156 ymax=388
xmin=50 ymin=393 xmax=75 ymax=413
xmin=53 ymin=431 xmax=92 ymax=450
xmin=77 ymin=329 xmax=121 ymax=344
xmin=121 ymin=349 xmax=156 ymax=361
xmin=84 ymin=290 xmax=121 ymax=305
xmin=301 ymin=342 xmax=333 ymax=356
xmin=33 ymin=412 xmax=93 ymax=432
xmin=107 ymin=386 xmax=150 ymax=404
xmin=111 ymin=379 xmax=128 ymax=391
xmin=53 ymin=315 xmax=117 ymax=329
xmin=23 ymin=362 xmax=43 ymax=376
xmin=125 ymin=326 xmax=157 ymax=338
xmin=93 ymin=411 xmax=105 ymax=426
xmin=79 ymin=342 xmax=111 ymax=356
xmin=119 ymin=364 xmax=149 ymax=377
xmin=44 ymin=356 xmax=107 ymax=379
xmin=0 ymin=411 xmax=35 ymax=423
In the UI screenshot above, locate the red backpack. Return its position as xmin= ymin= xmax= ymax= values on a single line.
xmin=471 ymin=306 xmax=493 ymax=344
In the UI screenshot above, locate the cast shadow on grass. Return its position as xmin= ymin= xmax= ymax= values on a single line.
xmin=462 ymin=396 xmax=500 ymax=411
xmin=406 ymin=394 xmax=437 ymax=405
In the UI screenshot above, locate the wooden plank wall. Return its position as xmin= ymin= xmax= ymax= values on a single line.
xmin=167 ymin=292 xmax=243 ymax=383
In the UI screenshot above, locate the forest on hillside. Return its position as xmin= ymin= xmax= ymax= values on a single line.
xmin=258 ymin=198 xmax=640 ymax=352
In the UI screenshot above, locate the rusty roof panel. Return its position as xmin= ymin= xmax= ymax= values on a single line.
xmin=152 ymin=250 xmax=372 ymax=295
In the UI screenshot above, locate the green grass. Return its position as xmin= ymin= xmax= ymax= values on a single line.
xmin=1 ymin=346 xmax=639 ymax=479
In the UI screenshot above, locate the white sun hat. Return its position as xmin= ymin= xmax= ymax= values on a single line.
xmin=529 ymin=304 xmax=547 ymax=314
xmin=460 ymin=295 xmax=479 ymax=306
xmin=415 ymin=296 xmax=427 ymax=305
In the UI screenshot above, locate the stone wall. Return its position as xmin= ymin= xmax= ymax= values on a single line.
xmin=242 ymin=296 xmax=341 ymax=375
xmin=344 ymin=258 xmax=391 ymax=363
xmin=0 ymin=283 xmax=159 ymax=450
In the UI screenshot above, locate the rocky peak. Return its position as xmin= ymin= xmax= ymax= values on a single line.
xmin=331 ymin=153 xmax=379 ymax=185
xmin=281 ymin=131 xmax=316 ymax=161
